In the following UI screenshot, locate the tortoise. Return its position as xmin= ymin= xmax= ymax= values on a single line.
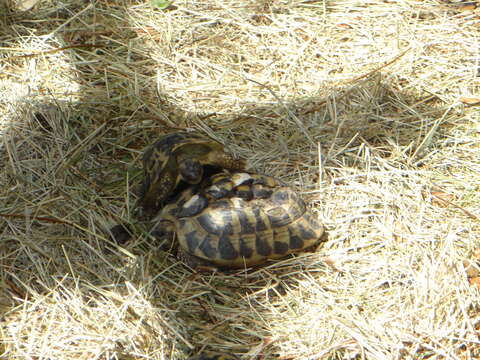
xmin=139 ymin=132 xmax=246 ymax=214
xmin=154 ymin=170 xmax=325 ymax=269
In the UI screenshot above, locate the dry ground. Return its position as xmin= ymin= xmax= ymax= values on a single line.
xmin=1 ymin=0 xmax=480 ymax=359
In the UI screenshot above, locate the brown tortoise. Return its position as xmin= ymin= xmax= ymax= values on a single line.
xmin=139 ymin=131 xmax=245 ymax=214
xmin=154 ymin=170 xmax=325 ymax=269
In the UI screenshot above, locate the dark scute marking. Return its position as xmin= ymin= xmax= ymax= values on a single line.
xmin=288 ymin=228 xmax=305 ymax=249
xmin=238 ymin=210 xmax=255 ymax=233
xmin=274 ymin=241 xmax=289 ymax=255
xmin=199 ymin=235 xmax=218 ymax=258
xmin=298 ymin=222 xmax=317 ymax=240
xmin=253 ymin=207 xmax=268 ymax=231
xmin=252 ymin=185 xmax=272 ymax=199
xmin=236 ymin=189 xmax=253 ymax=200
xmin=209 ymin=176 xmax=231 ymax=188
xmin=220 ymin=209 xmax=234 ymax=235
xmin=177 ymin=195 xmax=208 ymax=217
xmin=155 ymin=132 xmax=187 ymax=154
xmin=219 ymin=235 xmax=238 ymax=260
xmin=178 ymin=158 xmax=203 ymax=184
xmin=185 ymin=230 xmax=200 ymax=252
xmin=197 ymin=213 xmax=223 ymax=235
xmin=237 ymin=177 xmax=254 ymax=186
xmin=239 ymin=238 xmax=253 ymax=258
xmin=267 ymin=207 xmax=292 ymax=227
xmin=255 ymin=234 xmax=272 ymax=256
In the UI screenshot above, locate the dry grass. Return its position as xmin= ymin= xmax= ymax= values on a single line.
xmin=1 ymin=0 xmax=480 ymax=359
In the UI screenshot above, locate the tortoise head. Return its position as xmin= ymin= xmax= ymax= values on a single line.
xmin=177 ymin=157 xmax=204 ymax=184
xmin=174 ymin=142 xmax=229 ymax=185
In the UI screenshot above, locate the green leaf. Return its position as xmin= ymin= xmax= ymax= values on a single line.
xmin=150 ymin=0 xmax=172 ymax=10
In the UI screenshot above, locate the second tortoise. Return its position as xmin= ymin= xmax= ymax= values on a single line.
xmin=139 ymin=132 xmax=245 ymax=214
xmin=155 ymin=170 xmax=325 ymax=269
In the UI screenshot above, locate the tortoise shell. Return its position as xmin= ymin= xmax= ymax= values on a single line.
xmin=139 ymin=132 xmax=245 ymax=214
xmin=157 ymin=171 xmax=325 ymax=269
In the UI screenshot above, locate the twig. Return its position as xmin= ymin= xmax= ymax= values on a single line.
xmin=431 ymin=193 xmax=479 ymax=221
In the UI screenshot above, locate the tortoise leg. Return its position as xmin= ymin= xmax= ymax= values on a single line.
xmin=150 ymin=219 xmax=178 ymax=251
xmin=178 ymin=248 xmax=218 ymax=272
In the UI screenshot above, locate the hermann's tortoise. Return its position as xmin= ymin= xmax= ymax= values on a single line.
xmin=139 ymin=132 xmax=245 ymax=214
xmin=155 ymin=170 xmax=325 ymax=269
